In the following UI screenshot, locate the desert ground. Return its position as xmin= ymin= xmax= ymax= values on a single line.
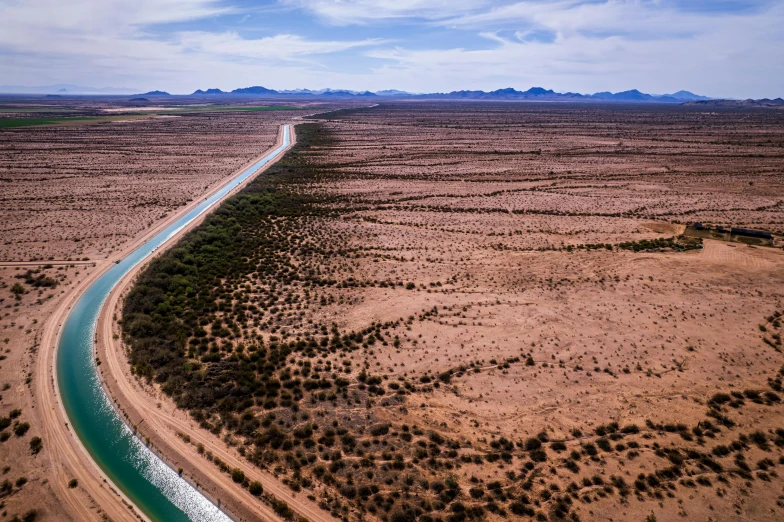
xmin=0 ymin=98 xmax=351 ymax=521
xmin=120 ymin=103 xmax=784 ymax=522
xmin=1 ymin=99 xmax=784 ymax=522
xmin=0 ymin=98 xmax=331 ymax=262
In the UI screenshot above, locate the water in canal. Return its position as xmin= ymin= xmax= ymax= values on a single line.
xmin=56 ymin=125 xmax=291 ymax=521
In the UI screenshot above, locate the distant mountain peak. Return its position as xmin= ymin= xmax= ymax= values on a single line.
xmin=180 ymin=84 xmax=718 ymax=103
xmin=231 ymin=86 xmax=278 ymax=95
xmin=490 ymin=87 xmax=522 ymax=95
xmin=321 ymin=90 xmax=363 ymax=97
xmin=664 ymin=90 xmax=712 ymax=101
xmin=375 ymin=89 xmax=412 ymax=96
xmin=592 ymin=89 xmax=652 ymax=101
xmin=523 ymin=87 xmax=555 ymax=96
xmin=192 ymin=88 xmax=225 ymax=95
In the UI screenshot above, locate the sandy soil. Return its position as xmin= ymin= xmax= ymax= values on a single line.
xmin=176 ymin=103 xmax=782 ymax=521
xmin=3 ymin=100 xmax=784 ymax=522
xmin=0 ymin=101 xmax=328 ymax=262
xmin=313 ymin=104 xmax=784 ymax=521
xmin=0 ymin=99 xmax=352 ymax=521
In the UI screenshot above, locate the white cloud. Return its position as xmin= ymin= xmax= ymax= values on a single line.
xmin=441 ymin=0 xmax=739 ymax=38
xmin=176 ymin=32 xmax=385 ymax=61
xmin=0 ymin=0 xmax=781 ymax=97
xmin=0 ymin=0 xmax=231 ymax=33
xmin=0 ymin=0 xmax=386 ymax=91
xmin=359 ymin=0 xmax=784 ymax=98
xmin=282 ymin=0 xmax=493 ymax=25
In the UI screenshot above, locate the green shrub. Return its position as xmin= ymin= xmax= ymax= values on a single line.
xmin=231 ymin=468 xmax=245 ymax=483
xmin=29 ymin=436 xmax=42 ymax=454
xmin=249 ymin=481 xmax=263 ymax=496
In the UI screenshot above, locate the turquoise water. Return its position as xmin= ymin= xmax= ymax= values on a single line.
xmin=56 ymin=125 xmax=291 ymax=521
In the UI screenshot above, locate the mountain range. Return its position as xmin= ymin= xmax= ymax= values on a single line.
xmin=684 ymin=98 xmax=784 ymax=108
xmin=191 ymin=87 xmax=380 ymax=97
xmin=0 ymin=84 xmax=750 ymax=103
xmin=184 ymin=86 xmax=713 ymax=102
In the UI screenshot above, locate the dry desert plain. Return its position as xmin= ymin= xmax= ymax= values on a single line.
xmin=2 ymin=99 xmax=784 ymax=522
xmin=0 ymin=97 xmax=351 ymax=521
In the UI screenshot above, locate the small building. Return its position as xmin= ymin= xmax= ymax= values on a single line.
xmin=715 ymin=226 xmax=725 ymax=232
xmin=731 ymin=227 xmax=772 ymax=239
xmin=693 ymin=222 xmax=704 ymax=230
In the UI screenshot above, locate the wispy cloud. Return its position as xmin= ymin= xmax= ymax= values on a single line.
xmin=0 ymin=0 xmax=233 ymax=34
xmin=281 ymin=0 xmax=493 ymax=25
xmin=176 ymin=32 xmax=386 ymax=61
xmin=0 ymin=0 xmax=781 ymax=97
xmin=0 ymin=0 xmax=388 ymax=91
xmin=439 ymin=0 xmax=761 ymax=38
xmin=360 ymin=0 xmax=784 ymax=97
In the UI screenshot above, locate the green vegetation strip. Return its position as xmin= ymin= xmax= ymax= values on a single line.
xmin=220 ymin=106 xmax=299 ymax=111
xmin=0 ymin=107 xmax=79 ymax=114
xmin=0 ymin=115 xmax=157 ymax=128
xmin=158 ymin=105 xmax=300 ymax=113
xmin=0 ymin=117 xmax=96 ymax=128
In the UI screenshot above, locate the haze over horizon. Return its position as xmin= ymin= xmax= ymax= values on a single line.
xmin=1 ymin=0 xmax=782 ymax=99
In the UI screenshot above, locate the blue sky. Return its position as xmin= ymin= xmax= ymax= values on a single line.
xmin=0 ymin=0 xmax=782 ymax=97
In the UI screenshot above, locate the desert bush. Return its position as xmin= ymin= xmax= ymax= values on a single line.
xmin=29 ymin=436 xmax=42 ymax=454
xmin=231 ymin=468 xmax=245 ymax=483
